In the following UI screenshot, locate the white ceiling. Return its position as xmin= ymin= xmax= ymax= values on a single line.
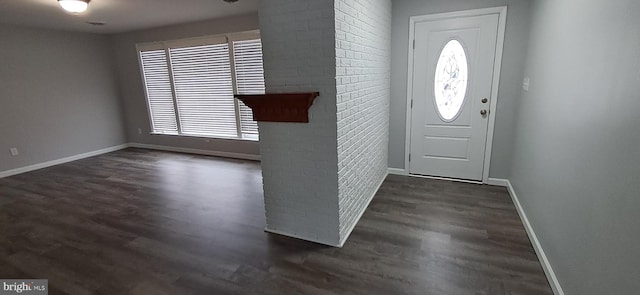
xmin=0 ymin=0 xmax=260 ymax=34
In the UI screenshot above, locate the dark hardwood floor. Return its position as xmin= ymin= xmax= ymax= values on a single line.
xmin=0 ymin=148 xmax=553 ymax=295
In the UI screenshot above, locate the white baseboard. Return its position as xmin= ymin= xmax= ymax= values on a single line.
xmin=0 ymin=144 xmax=129 ymax=178
xmin=486 ymin=177 xmax=510 ymax=187
xmin=1 ymin=142 xmax=260 ymax=179
xmin=338 ymin=170 xmax=389 ymax=247
xmin=388 ymin=167 xmax=408 ymax=175
xmin=504 ymin=179 xmax=565 ymax=295
xmin=128 ymin=143 xmax=261 ymax=161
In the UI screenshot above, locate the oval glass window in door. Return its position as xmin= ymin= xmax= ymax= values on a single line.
xmin=434 ymin=40 xmax=469 ymax=121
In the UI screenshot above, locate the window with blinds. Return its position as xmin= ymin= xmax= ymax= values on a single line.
xmin=139 ymin=50 xmax=178 ymax=134
xmin=137 ymin=32 xmax=264 ymax=140
xmin=233 ymin=39 xmax=265 ymax=135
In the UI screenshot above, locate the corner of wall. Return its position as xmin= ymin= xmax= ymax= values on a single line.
xmin=334 ymin=0 xmax=392 ymax=243
xmin=258 ymin=0 xmax=341 ymax=246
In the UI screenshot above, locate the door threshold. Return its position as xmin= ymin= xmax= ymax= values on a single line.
xmin=407 ymin=173 xmax=484 ymax=185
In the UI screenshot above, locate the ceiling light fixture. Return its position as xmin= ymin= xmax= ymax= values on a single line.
xmin=58 ymin=0 xmax=90 ymax=14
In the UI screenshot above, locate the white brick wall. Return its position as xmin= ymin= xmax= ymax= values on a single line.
xmin=259 ymin=0 xmax=341 ymax=246
xmin=335 ymin=0 xmax=392 ymax=243
xmin=258 ymin=0 xmax=390 ymax=247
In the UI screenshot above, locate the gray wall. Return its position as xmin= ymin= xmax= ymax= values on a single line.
xmin=0 ymin=24 xmax=126 ymax=172
xmin=510 ymin=0 xmax=640 ymax=294
xmin=389 ymin=0 xmax=531 ymax=178
xmin=110 ymin=13 xmax=261 ymax=155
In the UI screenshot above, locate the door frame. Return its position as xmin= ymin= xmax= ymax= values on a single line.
xmin=404 ymin=6 xmax=508 ymax=183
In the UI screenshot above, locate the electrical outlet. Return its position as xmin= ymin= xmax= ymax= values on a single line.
xmin=138 ymin=128 xmax=142 ymax=134
xmin=523 ymin=77 xmax=530 ymax=91
xmin=10 ymin=148 xmax=19 ymax=156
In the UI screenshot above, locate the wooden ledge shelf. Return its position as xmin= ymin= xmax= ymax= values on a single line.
xmin=235 ymin=92 xmax=319 ymax=123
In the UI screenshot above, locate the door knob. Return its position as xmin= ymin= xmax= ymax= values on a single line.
xmin=480 ymin=109 xmax=488 ymax=116
xmin=482 ymin=98 xmax=488 ymax=103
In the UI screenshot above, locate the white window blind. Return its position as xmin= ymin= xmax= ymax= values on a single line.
xmin=233 ymin=39 xmax=265 ymax=135
xmin=137 ymin=32 xmax=264 ymax=140
xmin=140 ymin=50 xmax=178 ymax=134
xmin=170 ymin=44 xmax=237 ymax=137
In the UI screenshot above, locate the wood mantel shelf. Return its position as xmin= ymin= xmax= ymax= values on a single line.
xmin=235 ymin=92 xmax=319 ymax=123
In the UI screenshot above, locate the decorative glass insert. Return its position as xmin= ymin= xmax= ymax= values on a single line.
xmin=434 ymin=40 xmax=469 ymax=121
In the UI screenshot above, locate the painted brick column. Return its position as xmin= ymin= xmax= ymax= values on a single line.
xmin=258 ymin=0 xmax=391 ymax=247
xmin=258 ymin=0 xmax=340 ymax=246
xmin=335 ymin=0 xmax=392 ymax=245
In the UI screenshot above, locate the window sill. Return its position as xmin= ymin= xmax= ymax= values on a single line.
xmin=149 ymin=132 xmax=259 ymax=142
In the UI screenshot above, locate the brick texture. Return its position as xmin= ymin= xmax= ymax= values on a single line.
xmin=259 ymin=0 xmax=340 ymax=245
xmin=335 ymin=0 xmax=392 ymax=243
xmin=258 ymin=0 xmax=390 ymax=246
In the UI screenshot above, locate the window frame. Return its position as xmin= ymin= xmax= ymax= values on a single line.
xmin=136 ymin=30 xmax=262 ymax=141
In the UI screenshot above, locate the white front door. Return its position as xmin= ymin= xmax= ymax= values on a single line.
xmin=409 ymin=12 xmax=500 ymax=181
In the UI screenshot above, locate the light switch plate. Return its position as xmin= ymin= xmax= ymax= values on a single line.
xmin=523 ymin=77 xmax=530 ymax=91
xmin=10 ymin=148 xmax=19 ymax=156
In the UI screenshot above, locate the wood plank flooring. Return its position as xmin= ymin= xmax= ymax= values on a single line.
xmin=0 ymin=148 xmax=553 ymax=294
